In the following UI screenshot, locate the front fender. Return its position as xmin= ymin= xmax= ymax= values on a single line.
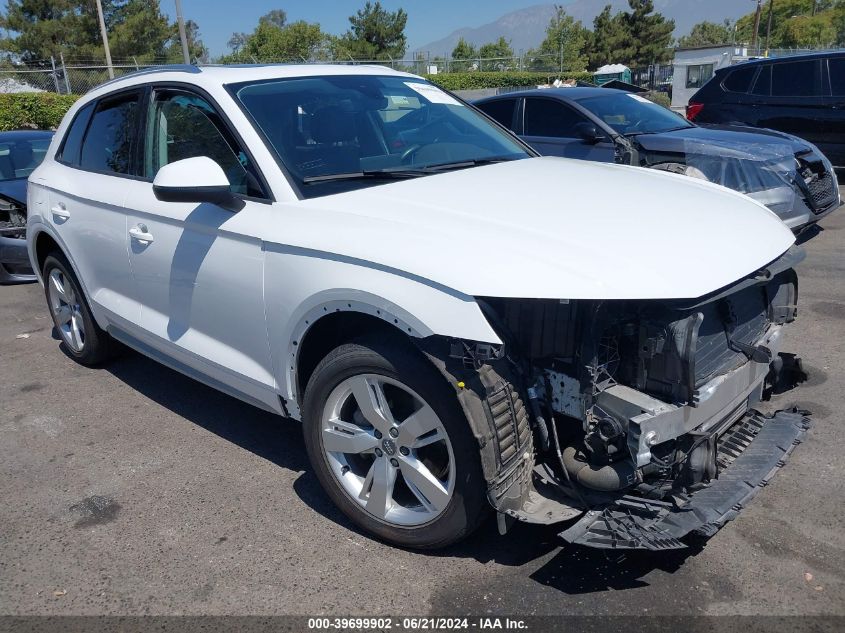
xmin=263 ymin=244 xmax=501 ymax=417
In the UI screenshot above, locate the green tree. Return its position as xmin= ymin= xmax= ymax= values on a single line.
xmin=735 ymin=0 xmax=841 ymax=49
xmin=677 ymin=19 xmax=734 ymax=48
xmin=259 ymin=9 xmax=287 ymax=29
xmin=619 ymin=0 xmax=674 ymax=66
xmin=227 ymin=32 xmax=249 ymax=54
xmin=0 ymin=0 xmax=207 ymax=64
xmin=336 ymin=1 xmax=408 ymax=60
xmin=528 ymin=5 xmax=588 ymax=72
xmin=166 ymin=19 xmax=208 ymax=64
xmin=224 ymin=19 xmax=328 ymax=63
xmin=450 ymin=37 xmax=477 ymax=71
xmin=108 ymin=0 xmax=172 ymax=62
xmin=0 ymin=0 xmax=102 ymax=62
xmin=478 ymin=36 xmax=513 ymax=70
xmin=587 ymin=5 xmax=630 ymax=69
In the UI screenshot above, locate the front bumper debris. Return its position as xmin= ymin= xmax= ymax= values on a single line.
xmin=560 ymin=408 xmax=811 ymax=550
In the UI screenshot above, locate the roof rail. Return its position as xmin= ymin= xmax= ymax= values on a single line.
xmin=88 ymin=64 xmax=201 ymax=93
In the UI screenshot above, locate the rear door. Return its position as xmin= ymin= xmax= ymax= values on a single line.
xmin=750 ymin=58 xmax=828 ymax=148
xmin=40 ymin=90 xmax=142 ymax=326
xmin=121 ymin=85 xmax=280 ymax=412
xmin=521 ymin=97 xmax=615 ymax=161
xmin=823 ymin=57 xmax=845 ymax=168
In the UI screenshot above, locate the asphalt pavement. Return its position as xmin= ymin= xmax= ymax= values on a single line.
xmin=1 ymin=210 xmax=844 ymax=619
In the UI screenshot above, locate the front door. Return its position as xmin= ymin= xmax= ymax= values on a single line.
xmin=521 ymin=97 xmax=616 ymax=162
xmin=122 ymin=87 xmax=280 ymax=412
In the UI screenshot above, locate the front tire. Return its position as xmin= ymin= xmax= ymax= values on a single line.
xmin=42 ymin=252 xmax=116 ymax=366
xmin=302 ymin=335 xmax=488 ymax=549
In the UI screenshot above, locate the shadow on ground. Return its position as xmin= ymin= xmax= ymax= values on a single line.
xmin=101 ymin=346 xmax=703 ymax=596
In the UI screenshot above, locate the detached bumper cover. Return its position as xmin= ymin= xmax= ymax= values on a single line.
xmin=560 ymin=408 xmax=811 ymax=551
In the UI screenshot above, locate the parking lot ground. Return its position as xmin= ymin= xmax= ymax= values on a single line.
xmin=1 ymin=211 xmax=844 ymax=619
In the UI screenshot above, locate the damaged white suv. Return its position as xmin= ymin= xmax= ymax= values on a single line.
xmin=28 ymin=65 xmax=810 ymax=550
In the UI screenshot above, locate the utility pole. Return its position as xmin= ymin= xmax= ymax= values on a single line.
xmin=94 ymin=0 xmax=114 ymax=79
xmin=175 ymin=0 xmax=191 ymax=65
xmin=765 ymin=0 xmax=775 ymax=54
xmin=751 ymin=0 xmax=762 ymax=52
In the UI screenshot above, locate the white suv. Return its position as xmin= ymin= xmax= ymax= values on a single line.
xmin=28 ymin=65 xmax=810 ymax=551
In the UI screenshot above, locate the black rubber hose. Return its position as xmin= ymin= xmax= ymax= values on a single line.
xmin=562 ymin=446 xmax=637 ymax=492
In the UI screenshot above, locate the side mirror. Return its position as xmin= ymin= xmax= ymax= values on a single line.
xmin=574 ymin=122 xmax=602 ymax=145
xmin=152 ymin=156 xmax=243 ymax=212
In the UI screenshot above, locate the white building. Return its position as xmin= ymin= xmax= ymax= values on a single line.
xmin=671 ymin=45 xmax=750 ymax=110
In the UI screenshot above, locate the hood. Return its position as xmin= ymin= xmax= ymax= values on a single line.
xmin=632 ymin=124 xmax=810 ymax=156
xmin=290 ymin=157 xmax=795 ymax=300
xmin=0 ymin=179 xmax=27 ymax=207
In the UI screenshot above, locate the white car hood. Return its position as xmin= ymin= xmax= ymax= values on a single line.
xmin=291 ymin=156 xmax=795 ymax=300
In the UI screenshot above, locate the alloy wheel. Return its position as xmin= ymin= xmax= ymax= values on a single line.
xmin=320 ymin=374 xmax=456 ymax=526
xmin=47 ymin=268 xmax=85 ymax=352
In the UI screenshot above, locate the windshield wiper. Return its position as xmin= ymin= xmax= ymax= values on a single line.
xmin=409 ymin=156 xmax=520 ymax=172
xmin=626 ymin=125 xmax=692 ymax=137
xmin=302 ymin=170 xmax=425 ymax=184
xmin=302 ymin=156 xmax=520 ymax=184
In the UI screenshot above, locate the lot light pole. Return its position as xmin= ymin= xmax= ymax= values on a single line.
xmin=751 ymin=0 xmax=762 ymax=52
xmin=94 ymin=0 xmax=114 ymax=79
xmin=765 ymin=0 xmax=775 ymax=54
xmin=175 ymin=0 xmax=191 ymax=65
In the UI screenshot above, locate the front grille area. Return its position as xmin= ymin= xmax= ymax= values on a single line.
xmin=798 ymin=152 xmax=838 ymax=213
xmin=807 ymin=172 xmax=837 ymax=212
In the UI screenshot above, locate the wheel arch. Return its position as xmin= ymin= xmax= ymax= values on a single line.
xmin=280 ymin=292 xmax=501 ymax=419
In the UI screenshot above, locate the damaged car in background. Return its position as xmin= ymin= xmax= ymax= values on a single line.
xmin=0 ymin=130 xmax=53 ymax=283
xmin=28 ymin=66 xmax=811 ymax=552
xmin=475 ymin=87 xmax=841 ymax=232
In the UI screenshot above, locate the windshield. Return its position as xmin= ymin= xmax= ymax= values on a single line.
xmin=230 ymin=75 xmax=529 ymax=197
xmin=0 ymin=136 xmax=51 ymax=182
xmin=577 ymin=93 xmax=693 ymax=136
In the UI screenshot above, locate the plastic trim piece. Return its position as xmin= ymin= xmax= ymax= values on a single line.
xmin=560 ymin=408 xmax=811 ymax=550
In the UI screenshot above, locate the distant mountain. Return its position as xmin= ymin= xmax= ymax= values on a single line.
xmin=415 ymin=0 xmax=749 ymax=56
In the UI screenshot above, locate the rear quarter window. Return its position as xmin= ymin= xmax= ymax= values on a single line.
xmin=722 ymin=65 xmax=757 ymax=93
xmin=57 ymin=103 xmax=94 ymax=165
xmin=477 ymin=99 xmax=518 ymax=131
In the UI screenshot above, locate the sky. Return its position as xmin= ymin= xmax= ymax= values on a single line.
xmin=160 ymin=0 xmax=554 ymax=59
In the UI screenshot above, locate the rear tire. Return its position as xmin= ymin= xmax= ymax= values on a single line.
xmin=42 ymin=252 xmax=116 ymax=366
xmin=302 ymin=334 xmax=488 ymax=549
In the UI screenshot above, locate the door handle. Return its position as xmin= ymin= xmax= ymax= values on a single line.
xmin=129 ymin=224 xmax=154 ymax=244
xmin=51 ymin=203 xmax=70 ymax=219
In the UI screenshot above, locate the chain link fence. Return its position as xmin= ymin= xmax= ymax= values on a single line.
xmin=0 ymin=57 xmax=169 ymax=95
xmin=0 ymin=54 xmax=672 ymax=95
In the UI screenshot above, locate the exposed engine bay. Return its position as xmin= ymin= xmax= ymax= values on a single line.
xmin=0 ymin=194 xmax=27 ymax=240
xmin=418 ymin=246 xmax=811 ymax=551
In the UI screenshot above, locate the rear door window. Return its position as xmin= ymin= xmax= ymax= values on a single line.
xmin=770 ymin=59 xmax=820 ymax=97
xmin=523 ymin=98 xmax=589 ymax=137
xmin=477 ymin=98 xmax=518 ymax=131
xmin=751 ymin=65 xmax=771 ymax=96
xmin=79 ymin=92 xmax=141 ymax=175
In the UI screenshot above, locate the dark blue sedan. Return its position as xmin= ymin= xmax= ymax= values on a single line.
xmin=475 ymin=87 xmax=840 ymax=231
xmin=0 ymin=130 xmax=53 ymax=283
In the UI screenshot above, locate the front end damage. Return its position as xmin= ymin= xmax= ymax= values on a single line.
xmin=418 ymin=246 xmax=810 ymax=550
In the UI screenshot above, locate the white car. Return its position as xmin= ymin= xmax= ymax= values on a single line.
xmin=27 ymin=65 xmax=811 ymax=551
